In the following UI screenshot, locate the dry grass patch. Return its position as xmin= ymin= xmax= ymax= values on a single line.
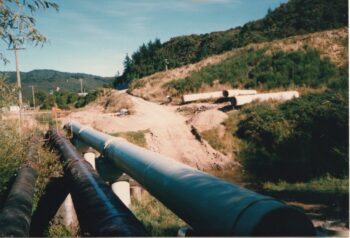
xmin=94 ymin=89 xmax=134 ymax=113
xmin=200 ymin=111 xmax=243 ymax=158
xmin=110 ymin=130 xmax=149 ymax=148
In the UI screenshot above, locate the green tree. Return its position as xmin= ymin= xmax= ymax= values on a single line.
xmin=0 ymin=76 xmax=17 ymax=108
xmin=34 ymin=90 xmax=47 ymax=107
xmin=0 ymin=0 xmax=58 ymax=63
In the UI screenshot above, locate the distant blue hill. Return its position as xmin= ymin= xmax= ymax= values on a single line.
xmin=0 ymin=69 xmax=113 ymax=100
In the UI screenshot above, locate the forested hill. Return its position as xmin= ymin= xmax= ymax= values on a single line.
xmin=1 ymin=69 xmax=113 ymax=99
xmin=115 ymin=0 xmax=348 ymax=87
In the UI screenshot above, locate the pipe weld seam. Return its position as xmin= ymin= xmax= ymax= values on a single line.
xmin=65 ymin=158 xmax=90 ymax=169
xmin=78 ymin=126 xmax=88 ymax=134
xmin=103 ymin=139 xmax=116 ymax=153
xmin=230 ymin=198 xmax=276 ymax=234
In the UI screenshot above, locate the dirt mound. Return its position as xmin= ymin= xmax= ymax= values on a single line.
xmin=190 ymin=109 xmax=228 ymax=132
xmin=94 ymin=90 xmax=134 ymax=113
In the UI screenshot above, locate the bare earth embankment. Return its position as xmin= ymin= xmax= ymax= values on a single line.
xmin=61 ymin=91 xmax=234 ymax=171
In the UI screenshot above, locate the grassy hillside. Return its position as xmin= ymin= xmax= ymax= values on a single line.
xmin=129 ymin=28 xmax=348 ymax=103
xmin=164 ymin=48 xmax=346 ymax=95
xmin=1 ymin=69 xmax=113 ymax=101
xmin=115 ymin=0 xmax=348 ymax=86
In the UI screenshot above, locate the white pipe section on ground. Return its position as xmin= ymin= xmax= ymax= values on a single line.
xmin=182 ymin=91 xmax=223 ymax=103
xmin=84 ymin=152 xmax=96 ymax=170
xmin=222 ymin=89 xmax=257 ymax=98
xmin=111 ymin=181 xmax=131 ymax=207
xmin=232 ymin=91 xmax=299 ymax=107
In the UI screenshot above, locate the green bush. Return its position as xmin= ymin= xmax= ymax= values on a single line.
xmin=36 ymin=90 xmax=100 ymax=110
xmin=0 ymin=77 xmax=17 ymax=108
xmin=74 ymin=90 xmax=99 ymax=108
xmin=236 ymin=91 xmax=348 ymax=182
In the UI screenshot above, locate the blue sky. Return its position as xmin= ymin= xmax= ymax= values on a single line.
xmin=1 ymin=0 xmax=288 ymax=77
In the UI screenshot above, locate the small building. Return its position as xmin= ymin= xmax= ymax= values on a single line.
xmin=9 ymin=105 xmax=20 ymax=112
xmin=78 ymin=92 xmax=88 ymax=97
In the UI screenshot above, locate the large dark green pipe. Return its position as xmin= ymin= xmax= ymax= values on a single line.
xmin=46 ymin=129 xmax=148 ymax=237
xmin=66 ymin=121 xmax=316 ymax=236
xmin=0 ymin=140 xmax=39 ymax=237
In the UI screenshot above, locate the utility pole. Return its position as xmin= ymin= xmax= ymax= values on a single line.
xmin=8 ymin=47 xmax=25 ymax=107
xmin=165 ymin=59 xmax=169 ymax=71
xmin=30 ymin=85 xmax=35 ymax=109
xmin=15 ymin=48 xmax=23 ymax=108
xmin=79 ymin=78 xmax=83 ymax=93
xmin=8 ymin=47 xmax=25 ymax=140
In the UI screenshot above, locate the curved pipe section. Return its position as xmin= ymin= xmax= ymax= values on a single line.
xmin=66 ymin=122 xmax=316 ymax=236
xmin=46 ymin=129 xmax=148 ymax=237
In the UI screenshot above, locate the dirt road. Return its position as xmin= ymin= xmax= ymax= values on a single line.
xmin=61 ymin=92 xmax=233 ymax=170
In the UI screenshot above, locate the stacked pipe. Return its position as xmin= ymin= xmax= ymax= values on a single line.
xmin=0 ymin=137 xmax=39 ymax=237
xmin=222 ymin=89 xmax=258 ymax=98
xmin=182 ymin=91 xmax=223 ymax=103
xmin=66 ymin=122 xmax=316 ymax=236
xmin=182 ymin=89 xmax=257 ymax=103
xmin=224 ymin=91 xmax=299 ymax=107
xmin=46 ymin=129 xmax=148 ymax=237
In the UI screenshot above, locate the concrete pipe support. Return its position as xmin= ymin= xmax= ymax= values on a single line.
xmin=65 ymin=122 xmax=316 ymax=236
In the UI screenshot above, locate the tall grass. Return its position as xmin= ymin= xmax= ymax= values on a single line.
xmin=130 ymin=192 xmax=187 ymax=236
xmin=0 ymin=121 xmax=26 ymax=204
xmin=263 ymin=176 xmax=348 ymax=195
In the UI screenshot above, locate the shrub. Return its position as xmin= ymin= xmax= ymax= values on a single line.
xmin=75 ymin=91 xmax=99 ymax=108
xmin=236 ymin=91 xmax=348 ymax=182
xmin=0 ymin=77 xmax=17 ymax=108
